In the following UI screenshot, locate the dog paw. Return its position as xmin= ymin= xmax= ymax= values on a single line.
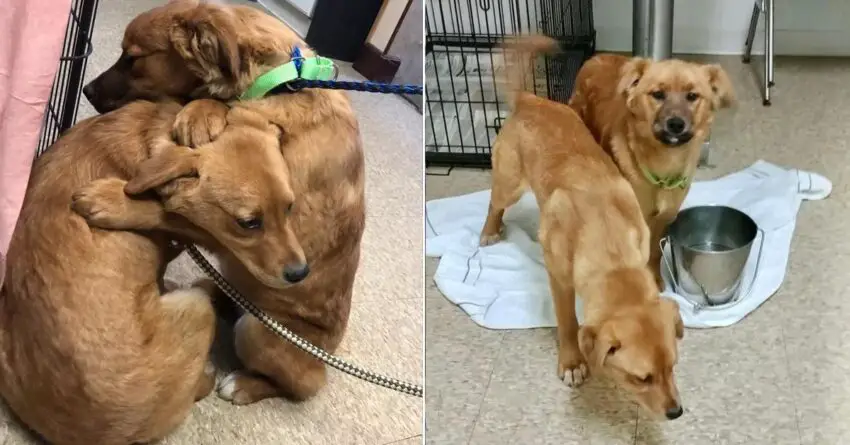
xmin=217 ymin=371 xmax=270 ymax=405
xmin=217 ymin=372 xmax=246 ymax=404
xmin=173 ymin=99 xmax=229 ymax=147
xmin=558 ymin=352 xmax=589 ymax=388
xmin=70 ymin=178 xmax=130 ymax=229
xmin=479 ymin=230 xmax=503 ymax=247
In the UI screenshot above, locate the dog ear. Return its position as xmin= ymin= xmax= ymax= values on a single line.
xmin=661 ymin=298 xmax=684 ymax=340
xmin=170 ymin=5 xmax=241 ymax=82
xmin=617 ymin=57 xmax=650 ymax=98
xmin=578 ymin=325 xmax=620 ymax=368
xmin=703 ymin=64 xmax=736 ymax=109
xmin=125 ymin=148 xmax=201 ymax=196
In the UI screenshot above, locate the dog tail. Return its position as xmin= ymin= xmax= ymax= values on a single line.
xmin=500 ymin=35 xmax=561 ymax=109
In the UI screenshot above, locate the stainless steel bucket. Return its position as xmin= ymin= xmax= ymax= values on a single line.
xmin=661 ymin=206 xmax=765 ymax=307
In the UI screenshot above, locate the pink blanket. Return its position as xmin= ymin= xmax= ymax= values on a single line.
xmin=0 ymin=0 xmax=72 ymax=286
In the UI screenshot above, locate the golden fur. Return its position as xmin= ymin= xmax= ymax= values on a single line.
xmin=480 ymin=36 xmax=685 ymax=419
xmin=82 ymin=0 xmax=365 ymax=404
xmin=569 ymin=54 xmax=735 ymax=285
xmin=0 ymin=100 xmax=301 ymax=445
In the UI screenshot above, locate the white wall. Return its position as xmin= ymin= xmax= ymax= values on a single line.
xmin=594 ymin=0 xmax=850 ymax=56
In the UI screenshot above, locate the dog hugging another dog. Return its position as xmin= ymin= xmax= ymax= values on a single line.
xmin=480 ymin=36 xmax=734 ymax=419
xmin=0 ymin=1 xmax=364 ymax=444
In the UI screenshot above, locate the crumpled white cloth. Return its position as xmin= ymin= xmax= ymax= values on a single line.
xmin=425 ymin=161 xmax=832 ymax=329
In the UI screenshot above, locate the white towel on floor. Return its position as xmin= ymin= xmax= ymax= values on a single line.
xmin=425 ymin=161 xmax=832 ymax=329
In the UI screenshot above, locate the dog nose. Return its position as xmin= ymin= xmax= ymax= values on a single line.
xmin=83 ymin=83 xmax=96 ymax=101
xmin=665 ymin=117 xmax=686 ymax=135
xmin=665 ymin=405 xmax=684 ymax=420
xmin=283 ymin=263 xmax=310 ymax=283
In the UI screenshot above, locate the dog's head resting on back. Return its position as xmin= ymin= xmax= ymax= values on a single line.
xmin=129 ymin=108 xmax=308 ymax=288
xmin=617 ymin=57 xmax=735 ymax=148
xmin=579 ymin=270 xmax=686 ymax=420
xmin=83 ymin=0 xmax=303 ymax=113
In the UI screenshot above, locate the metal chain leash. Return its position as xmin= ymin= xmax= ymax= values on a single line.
xmin=185 ymin=245 xmax=423 ymax=398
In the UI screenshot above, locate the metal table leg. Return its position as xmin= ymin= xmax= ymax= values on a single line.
xmin=632 ymin=0 xmax=673 ymax=60
xmin=743 ymin=0 xmax=774 ymax=106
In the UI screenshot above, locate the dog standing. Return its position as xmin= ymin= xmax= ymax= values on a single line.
xmin=569 ymin=54 xmax=735 ymax=286
xmin=82 ymin=0 xmax=365 ymax=404
xmin=479 ymin=36 xmax=685 ymax=419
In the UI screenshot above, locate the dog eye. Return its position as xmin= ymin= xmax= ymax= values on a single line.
xmin=285 ymin=203 xmax=294 ymax=215
xmin=237 ymin=217 xmax=263 ymax=230
xmin=639 ymin=374 xmax=654 ymax=384
xmin=650 ymin=91 xmax=666 ymax=101
xmin=686 ymin=92 xmax=700 ymax=102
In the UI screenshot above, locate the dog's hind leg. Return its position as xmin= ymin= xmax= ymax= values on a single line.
xmin=217 ymin=314 xmax=327 ymax=405
xmin=481 ymin=139 xmax=524 ymax=246
xmin=132 ymin=281 xmax=217 ymax=443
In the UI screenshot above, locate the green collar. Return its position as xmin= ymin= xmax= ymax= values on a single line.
xmin=640 ymin=165 xmax=690 ymax=190
xmin=240 ymin=55 xmax=337 ymax=100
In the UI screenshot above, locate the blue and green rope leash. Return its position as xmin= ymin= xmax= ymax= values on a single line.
xmin=240 ymin=47 xmax=423 ymax=99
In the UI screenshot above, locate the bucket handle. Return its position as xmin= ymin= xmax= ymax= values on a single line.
xmin=659 ymin=228 xmax=766 ymax=311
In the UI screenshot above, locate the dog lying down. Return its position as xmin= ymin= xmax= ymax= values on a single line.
xmin=81 ymin=0 xmax=366 ymax=405
xmin=0 ymin=101 xmax=302 ymax=445
xmin=480 ymin=36 xmax=685 ymax=420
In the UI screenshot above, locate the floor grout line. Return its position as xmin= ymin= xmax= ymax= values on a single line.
xmin=778 ymin=318 xmax=804 ymax=445
xmin=382 ymin=433 xmax=422 ymax=445
xmin=632 ymin=402 xmax=640 ymax=445
xmin=465 ymin=332 xmax=507 ymax=445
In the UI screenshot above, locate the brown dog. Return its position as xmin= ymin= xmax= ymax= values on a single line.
xmin=569 ymin=54 xmax=735 ymax=286
xmin=82 ymin=0 xmax=365 ymax=404
xmin=0 ymin=100 xmax=302 ymax=445
xmin=479 ymin=36 xmax=685 ymax=419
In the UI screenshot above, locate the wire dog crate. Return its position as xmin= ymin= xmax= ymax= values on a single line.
xmin=425 ymin=0 xmax=595 ymax=168
xmin=36 ymin=0 xmax=100 ymax=156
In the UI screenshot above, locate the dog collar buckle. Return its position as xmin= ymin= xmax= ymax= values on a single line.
xmin=240 ymin=47 xmax=338 ymax=100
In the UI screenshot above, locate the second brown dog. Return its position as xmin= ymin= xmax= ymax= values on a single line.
xmin=570 ymin=54 xmax=735 ymax=286
xmin=82 ymin=0 xmax=366 ymax=404
xmin=479 ymin=36 xmax=685 ymax=420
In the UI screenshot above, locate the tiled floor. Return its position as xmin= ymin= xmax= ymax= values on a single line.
xmin=425 ymin=55 xmax=850 ymax=445
xmin=0 ymin=1 xmax=423 ymax=444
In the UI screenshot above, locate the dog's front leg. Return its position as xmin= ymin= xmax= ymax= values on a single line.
xmin=648 ymin=209 xmax=680 ymax=289
xmin=71 ymin=177 xmax=207 ymax=243
xmin=172 ymin=99 xmax=230 ymax=147
xmin=544 ymin=257 xmax=587 ymax=387
xmin=648 ymin=219 xmax=667 ymax=289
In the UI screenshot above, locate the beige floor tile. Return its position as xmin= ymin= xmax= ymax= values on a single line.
xmin=425 ymin=260 xmax=507 ymax=444
xmin=468 ymin=329 xmax=638 ymax=445
xmin=358 ymin=215 xmax=424 ymax=302
xmin=778 ymin=274 xmax=850 ymax=445
xmin=425 ymin=168 xmax=492 ymax=200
